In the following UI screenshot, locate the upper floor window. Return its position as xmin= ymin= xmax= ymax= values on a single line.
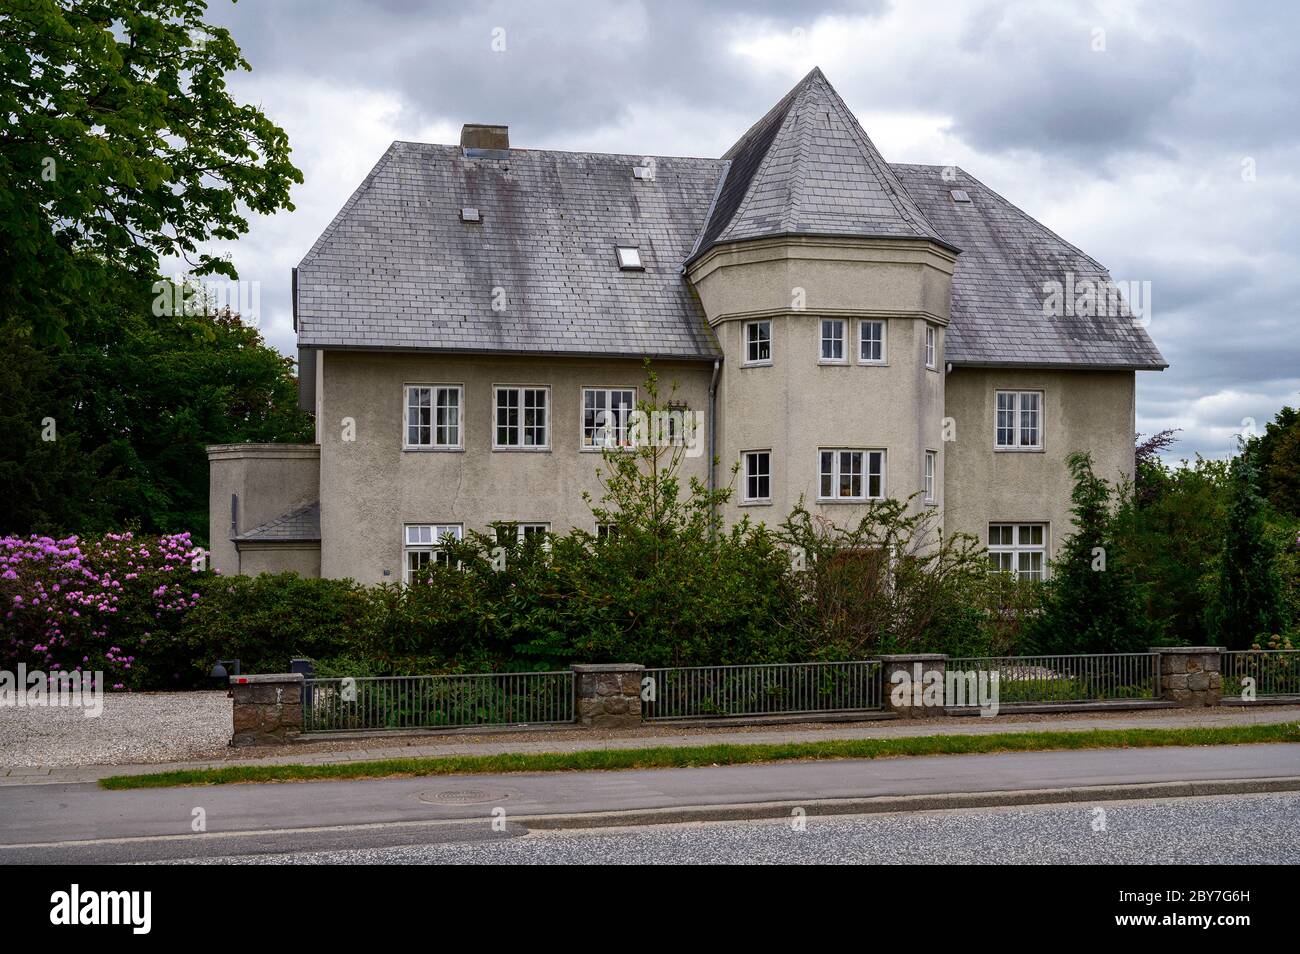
xmin=924 ymin=450 xmax=937 ymax=503
xmin=743 ymin=451 xmax=771 ymax=503
xmin=925 ymin=325 xmax=938 ymax=369
xmin=995 ymin=390 xmax=1043 ymax=449
xmin=859 ymin=320 xmax=886 ymax=364
xmin=404 ymin=524 xmax=462 ymax=582
xmin=818 ymin=448 xmax=884 ymax=501
xmin=405 ymin=385 xmax=462 ymax=449
xmin=988 ymin=523 xmax=1046 ymax=581
xmin=583 ymin=388 xmax=636 ymax=449
xmin=745 ymin=321 xmax=772 ymax=365
xmin=495 ymin=386 xmax=549 ymax=449
xmin=820 ymin=319 xmax=846 ymax=363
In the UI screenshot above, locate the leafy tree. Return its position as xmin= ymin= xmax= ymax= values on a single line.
xmin=1121 ymin=452 xmax=1230 ymax=643
xmin=0 ymin=276 xmax=312 ymax=541
xmin=1250 ymin=404 xmax=1300 ymax=518
xmin=1206 ymin=448 xmax=1288 ymax=648
xmin=0 ymin=0 xmax=302 ymax=343
xmin=1030 ymin=452 xmax=1155 ymax=653
xmin=778 ymin=497 xmax=991 ymax=658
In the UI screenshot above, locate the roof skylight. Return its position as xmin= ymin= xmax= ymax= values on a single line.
xmin=615 ymin=245 xmax=643 ymax=270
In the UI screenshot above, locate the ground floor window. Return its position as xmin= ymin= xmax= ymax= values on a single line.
xmin=495 ymin=522 xmax=550 ymax=545
xmin=404 ymin=524 xmax=462 ymax=582
xmin=988 ymin=523 xmax=1047 ymax=580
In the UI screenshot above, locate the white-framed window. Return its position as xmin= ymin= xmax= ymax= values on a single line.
xmin=925 ymin=325 xmax=938 ymax=369
xmin=745 ymin=320 xmax=772 ymax=365
xmin=496 ymin=522 xmax=550 ymax=545
xmin=494 ymin=386 xmax=549 ymax=449
xmin=582 ymin=387 xmax=636 ymax=449
xmin=820 ymin=318 xmax=846 ymax=363
xmin=403 ymin=524 xmax=462 ymax=582
xmin=405 ymin=385 xmax=462 ymax=449
xmin=596 ymin=523 xmax=619 ymax=541
xmin=995 ymin=390 xmax=1043 ymax=449
xmin=988 ymin=523 xmax=1047 ymax=580
xmin=818 ymin=448 xmax=885 ymax=501
xmin=924 ymin=450 xmax=937 ymax=503
xmin=858 ymin=320 xmax=886 ymax=364
xmin=743 ymin=451 xmax=771 ymax=503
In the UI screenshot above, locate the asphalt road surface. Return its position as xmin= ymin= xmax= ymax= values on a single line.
xmin=176 ymin=792 xmax=1300 ymax=865
xmin=2 ymin=743 xmax=1298 ymax=863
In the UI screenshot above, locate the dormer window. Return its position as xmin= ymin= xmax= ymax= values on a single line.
xmin=615 ymin=246 xmax=643 ymax=270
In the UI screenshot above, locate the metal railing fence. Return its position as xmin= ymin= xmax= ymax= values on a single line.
xmin=1221 ymin=650 xmax=1300 ymax=699
xmin=302 ymin=671 xmax=575 ymax=732
xmin=944 ymin=652 xmax=1160 ymax=706
xmin=641 ymin=660 xmax=882 ymax=721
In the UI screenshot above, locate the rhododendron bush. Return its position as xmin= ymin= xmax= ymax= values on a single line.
xmin=0 ymin=532 xmax=212 ymax=690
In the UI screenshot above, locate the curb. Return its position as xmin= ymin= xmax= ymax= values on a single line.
xmin=512 ymin=776 xmax=1300 ymax=830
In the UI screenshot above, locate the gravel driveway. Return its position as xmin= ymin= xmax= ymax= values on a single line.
xmin=0 ymin=691 xmax=231 ymax=767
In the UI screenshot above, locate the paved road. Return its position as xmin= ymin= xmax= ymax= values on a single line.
xmin=2 ymin=743 xmax=1298 ymax=862
xmin=179 ymin=792 xmax=1300 ymax=865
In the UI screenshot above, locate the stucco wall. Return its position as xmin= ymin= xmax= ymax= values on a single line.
xmin=690 ymin=236 xmax=952 ymax=529
xmin=237 ymin=544 xmax=322 ymax=577
xmin=943 ymin=367 xmax=1136 ymax=561
xmin=206 ymin=444 xmax=320 ymax=575
xmin=318 ymin=351 xmax=713 ymax=583
xmin=714 ymin=314 xmax=945 ymax=526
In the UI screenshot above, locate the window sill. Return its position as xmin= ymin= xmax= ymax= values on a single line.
xmin=994 ymin=446 xmax=1045 ymax=454
xmin=857 ymin=360 xmax=889 ymax=367
xmin=402 ymin=446 xmax=465 ymax=453
xmin=580 ymin=445 xmax=635 ymax=453
xmin=816 ymin=497 xmax=883 ymax=505
xmin=817 ymin=359 xmax=850 ymax=366
xmin=492 ymin=446 xmax=552 ymax=453
xmin=741 ymin=361 xmax=773 ymax=369
xmin=739 ymin=499 xmax=773 ymax=507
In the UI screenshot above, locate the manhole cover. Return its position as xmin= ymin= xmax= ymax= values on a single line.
xmin=417 ymin=788 xmax=510 ymax=805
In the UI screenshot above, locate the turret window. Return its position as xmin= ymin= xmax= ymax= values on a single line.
xmin=820 ymin=319 xmax=846 ymax=363
xmin=744 ymin=321 xmax=772 ymax=365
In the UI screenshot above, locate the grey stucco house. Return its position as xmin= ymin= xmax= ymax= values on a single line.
xmin=207 ymin=67 xmax=1165 ymax=584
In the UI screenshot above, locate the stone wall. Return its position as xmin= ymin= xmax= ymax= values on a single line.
xmin=572 ymin=664 xmax=644 ymax=728
xmin=1152 ymin=647 xmax=1222 ymax=707
xmin=230 ymin=673 xmax=303 ymax=746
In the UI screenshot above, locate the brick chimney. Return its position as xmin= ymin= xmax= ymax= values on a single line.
xmin=460 ymin=124 xmax=509 ymax=153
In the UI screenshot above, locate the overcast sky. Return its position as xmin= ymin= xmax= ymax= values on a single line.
xmin=182 ymin=0 xmax=1300 ymax=463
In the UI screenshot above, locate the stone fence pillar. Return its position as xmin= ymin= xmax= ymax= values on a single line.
xmin=572 ymin=664 xmax=644 ymax=728
xmin=1150 ymin=647 xmax=1222 ymax=707
xmin=878 ymin=654 xmax=948 ymax=718
xmin=230 ymin=673 xmax=304 ymax=746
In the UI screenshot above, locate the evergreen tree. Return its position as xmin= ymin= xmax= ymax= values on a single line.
xmin=1031 ymin=452 xmax=1155 ymax=653
xmin=1207 ymin=449 xmax=1288 ymax=648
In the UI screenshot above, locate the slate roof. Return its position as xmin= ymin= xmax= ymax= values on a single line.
xmin=234 ymin=502 xmax=321 ymax=544
xmin=295 ymin=68 xmax=1164 ymax=371
xmin=691 ymin=67 xmax=950 ymax=259
xmin=894 ymin=164 xmax=1166 ymax=369
xmin=296 ymin=144 xmax=726 ymax=360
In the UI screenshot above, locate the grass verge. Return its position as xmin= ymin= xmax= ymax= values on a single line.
xmin=99 ymin=721 xmax=1300 ymax=790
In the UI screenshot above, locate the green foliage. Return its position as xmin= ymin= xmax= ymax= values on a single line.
xmin=777 ymin=497 xmax=998 ymax=658
xmin=0 ymin=0 xmax=302 ymax=344
xmin=1206 ymin=449 xmax=1289 ymax=648
xmin=1030 ymin=452 xmax=1156 ymax=653
xmin=0 ymin=287 xmax=313 ymax=541
xmin=1250 ymin=405 xmax=1300 ymax=519
xmin=1120 ymin=454 xmax=1229 ymax=643
xmin=177 ymin=572 xmax=370 ymax=678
